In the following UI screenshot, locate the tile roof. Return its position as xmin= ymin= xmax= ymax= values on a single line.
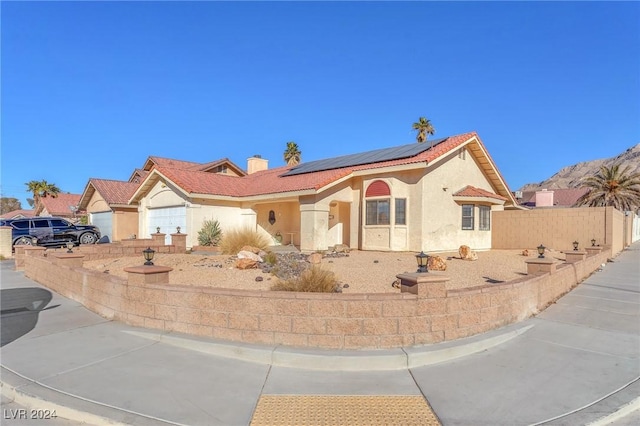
xmin=150 ymin=132 xmax=480 ymax=198
xmin=38 ymin=194 xmax=82 ymax=216
xmin=519 ymin=188 xmax=590 ymax=207
xmin=453 ymin=185 xmax=508 ymax=201
xmin=147 ymin=156 xmax=202 ymax=170
xmin=90 ymin=179 xmax=141 ymax=204
xmin=0 ymin=209 xmax=35 ymax=219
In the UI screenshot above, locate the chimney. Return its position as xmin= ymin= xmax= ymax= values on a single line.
xmin=247 ymin=155 xmax=268 ymax=174
xmin=535 ymin=189 xmax=554 ymax=207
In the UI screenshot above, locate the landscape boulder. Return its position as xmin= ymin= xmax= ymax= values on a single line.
xmin=236 ymin=258 xmax=258 ymax=270
xmin=237 ymin=250 xmax=263 ymax=262
xmin=334 ymin=244 xmax=350 ymax=253
xmin=307 ymin=253 xmax=323 ymax=264
xmin=428 ymin=255 xmax=447 ymax=271
xmin=459 ymin=245 xmax=478 ymax=261
xmin=240 ymin=245 xmax=261 ymax=254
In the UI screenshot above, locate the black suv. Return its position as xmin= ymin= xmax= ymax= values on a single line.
xmin=1 ymin=217 xmax=101 ymax=248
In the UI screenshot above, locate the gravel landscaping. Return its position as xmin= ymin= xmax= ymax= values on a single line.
xmin=82 ymin=248 xmax=568 ymax=293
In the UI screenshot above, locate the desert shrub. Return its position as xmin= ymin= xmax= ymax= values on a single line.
xmin=264 ymin=251 xmax=278 ymax=266
xmin=271 ymin=266 xmax=339 ymax=293
xmin=219 ymin=227 xmax=270 ymax=254
xmin=197 ymin=219 xmax=223 ymax=246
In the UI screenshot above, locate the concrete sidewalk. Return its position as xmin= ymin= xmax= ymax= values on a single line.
xmin=1 ymin=243 xmax=638 ymax=425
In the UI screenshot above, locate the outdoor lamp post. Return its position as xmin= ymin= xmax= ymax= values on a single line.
xmin=537 ymin=244 xmax=546 ymax=258
xmin=572 ymin=240 xmax=579 ymax=251
xmin=156 ymin=227 xmax=161 ymax=234
xmin=66 ymin=241 xmax=74 ymax=253
xmin=143 ymin=247 xmax=155 ymax=266
xmin=176 ymin=226 xmax=181 ymax=234
xmin=591 ymin=238 xmax=596 ymax=247
xmin=416 ymin=251 xmax=429 ymax=273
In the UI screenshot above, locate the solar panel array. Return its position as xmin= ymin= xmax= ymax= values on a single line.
xmin=282 ymin=137 xmax=448 ymax=176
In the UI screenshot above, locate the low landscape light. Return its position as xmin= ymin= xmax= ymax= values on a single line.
xmin=66 ymin=241 xmax=74 ymax=253
xmin=416 ymin=251 xmax=429 ymax=273
xmin=537 ymin=244 xmax=546 ymax=258
xmin=156 ymin=227 xmax=161 ymax=234
xmin=591 ymin=238 xmax=596 ymax=247
xmin=143 ymin=247 xmax=155 ymax=266
xmin=176 ymin=226 xmax=181 ymax=234
xmin=572 ymin=241 xmax=579 ymax=251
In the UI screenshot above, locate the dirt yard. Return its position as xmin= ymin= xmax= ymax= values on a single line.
xmin=82 ymin=248 xmax=568 ymax=293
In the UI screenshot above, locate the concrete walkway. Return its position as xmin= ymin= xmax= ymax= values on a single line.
xmin=1 ymin=243 xmax=638 ymax=425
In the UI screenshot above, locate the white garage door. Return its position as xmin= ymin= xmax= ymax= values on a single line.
xmin=147 ymin=206 xmax=186 ymax=245
xmin=90 ymin=211 xmax=113 ymax=242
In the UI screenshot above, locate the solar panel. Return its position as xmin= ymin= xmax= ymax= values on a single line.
xmin=282 ymin=138 xmax=448 ymax=176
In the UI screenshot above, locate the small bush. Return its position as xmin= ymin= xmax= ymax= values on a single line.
xmin=264 ymin=251 xmax=278 ymax=266
xmin=271 ymin=266 xmax=339 ymax=293
xmin=198 ymin=219 xmax=222 ymax=247
xmin=219 ymin=227 xmax=270 ymax=254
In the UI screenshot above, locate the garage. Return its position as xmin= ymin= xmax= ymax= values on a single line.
xmin=147 ymin=206 xmax=186 ymax=244
xmin=90 ymin=211 xmax=113 ymax=242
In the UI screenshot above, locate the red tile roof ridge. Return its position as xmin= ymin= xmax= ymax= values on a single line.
xmin=453 ymin=185 xmax=508 ymax=201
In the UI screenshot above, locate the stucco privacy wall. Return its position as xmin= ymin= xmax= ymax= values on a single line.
xmin=22 ymin=246 xmax=611 ymax=350
xmin=492 ymin=206 xmax=628 ymax=254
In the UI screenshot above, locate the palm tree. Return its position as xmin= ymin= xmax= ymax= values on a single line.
xmin=574 ymin=164 xmax=640 ymax=211
xmin=284 ymin=141 xmax=302 ymax=166
xmin=25 ymin=180 xmax=61 ymax=209
xmin=412 ymin=117 xmax=436 ymax=146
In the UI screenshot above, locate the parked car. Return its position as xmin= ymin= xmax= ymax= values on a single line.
xmin=3 ymin=217 xmax=101 ymax=248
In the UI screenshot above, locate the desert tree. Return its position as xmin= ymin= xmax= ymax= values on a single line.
xmin=284 ymin=141 xmax=302 ymax=166
xmin=574 ymin=164 xmax=640 ymax=211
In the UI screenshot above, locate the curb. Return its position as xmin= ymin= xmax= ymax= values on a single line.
xmin=123 ymin=322 xmax=535 ymax=371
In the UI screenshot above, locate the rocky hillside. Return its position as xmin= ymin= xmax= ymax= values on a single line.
xmin=520 ymin=144 xmax=640 ymax=191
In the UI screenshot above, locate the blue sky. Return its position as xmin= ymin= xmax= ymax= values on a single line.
xmin=2 ymin=1 xmax=639 ymax=209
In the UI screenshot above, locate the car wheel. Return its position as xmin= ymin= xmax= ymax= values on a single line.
xmin=79 ymin=233 xmax=97 ymax=245
xmin=14 ymin=236 xmax=34 ymax=246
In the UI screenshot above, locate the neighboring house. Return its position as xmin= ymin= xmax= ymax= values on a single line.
xmin=128 ymin=131 xmax=519 ymax=252
xmin=78 ymin=179 xmax=141 ymax=242
xmin=0 ymin=209 xmax=35 ymax=220
xmin=35 ymin=194 xmax=84 ymax=221
xmin=515 ymin=188 xmax=590 ymax=208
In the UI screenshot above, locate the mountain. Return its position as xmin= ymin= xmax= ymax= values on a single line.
xmin=520 ymin=144 xmax=640 ymax=191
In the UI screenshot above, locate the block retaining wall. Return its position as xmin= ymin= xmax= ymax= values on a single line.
xmin=22 ymin=248 xmax=611 ymax=350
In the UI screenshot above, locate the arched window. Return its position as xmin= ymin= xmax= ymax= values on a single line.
xmin=365 ymin=180 xmax=390 ymax=197
xmin=365 ymin=180 xmax=406 ymax=226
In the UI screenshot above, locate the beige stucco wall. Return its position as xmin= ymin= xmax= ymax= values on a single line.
xmin=492 ymin=206 xmax=627 ymax=255
xmin=112 ymin=209 xmax=139 ymax=242
xmin=254 ymin=202 xmax=300 ymax=245
xmin=86 ymin=191 xmax=110 ymax=213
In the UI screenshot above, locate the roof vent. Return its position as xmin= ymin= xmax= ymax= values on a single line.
xmin=514 ymin=191 xmax=523 ymax=199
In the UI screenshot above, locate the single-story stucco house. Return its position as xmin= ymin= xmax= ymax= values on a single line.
xmin=120 ymin=131 xmax=519 ymax=252
xmin=35 ymin=193 xmax=84 ymax=221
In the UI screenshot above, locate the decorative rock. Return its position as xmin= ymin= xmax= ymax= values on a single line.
xmin=391 ymin=279 xmax=401 ymax=289
xmin=240 ymin=245 xmax=261 ymax=254
xmin=373 ymin=260 xmax=379 ymax=263
xmin=255 ymin=276 xmax=264 ymax=282
xmin=334 ymin=244 xmax=350 ymax=253
xmin=236 ymin=258 xmax=258 ymax=269
xmin=522 ymin=249 xmax=529 ymax=256
xmin=342 ymin=283 xmax=349 ymax=288
xmin=238 ymin=250 xmax=263 ymax=262
xmin=427 ymin=255 xmax=447 ymax=271
xmin=308 ymin=253 xmax=323 ymax=264
xmin=459 ymin=245 xmax=478 ymax=261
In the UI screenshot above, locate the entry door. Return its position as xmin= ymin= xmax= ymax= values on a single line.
xmin=147 ymin=206 xmax=186 ymax=244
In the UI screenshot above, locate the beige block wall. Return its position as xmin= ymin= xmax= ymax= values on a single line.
xmin=0 ymin=227 xmax=12 ymax=258
xmin=492 ymin=206 xmax=626 ymax=255
xmin=24 ymin=243 xmax=611 ymax=350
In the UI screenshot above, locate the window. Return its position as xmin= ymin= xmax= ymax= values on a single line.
xmin=12 ymin=220 xmax=29 ymax=229
xmin=215 ymin=165 xmax=228 ymax=174
xmin=366 ymin=200 xmax=390 ymax=225
xmin=462 ymin=204 xmax=474 ymax=230
xmin=50 ymin=219 xmax=71 ymax=227
xmin=479 ymin=206 xmax=491 ymax=231
xmin=33 ymin=220 xmax=50 ymax=228
xmin=395 ymin=198 xmax=406 ymax=225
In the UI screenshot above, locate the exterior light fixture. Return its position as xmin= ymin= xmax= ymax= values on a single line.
xmin=416 ymin=251 xmax=429 ymax=273
xmin=176 ymin=226 xmax=181 ymax=234
xmin=143 ymin=247 xmax=155 ymax=266
xmin=66 ymin=241 xmax=74 ymax=253
xmin=591 ymin=238 xmax=596 ymax=247
xmin=156 ymin=227 xmax=161 ymax=234
xmin=537 ymin=244 xmax=546 ymax=258
xmin=572 ymin=241 xmax=579 ymax=251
